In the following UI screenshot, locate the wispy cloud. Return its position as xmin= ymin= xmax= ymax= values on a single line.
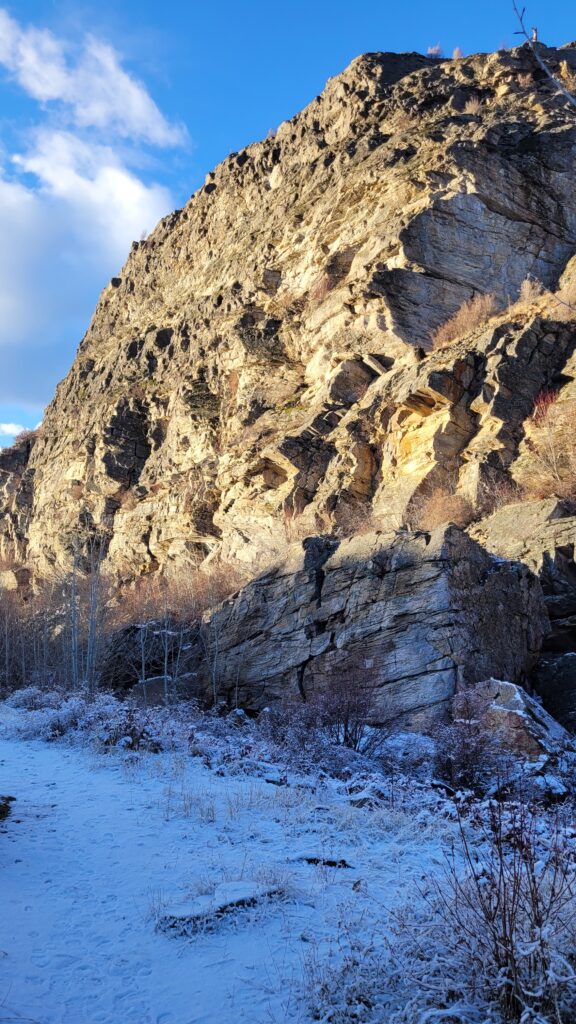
xmin=0 ymin=8 xmax=186 ymax=408
xmin=0 ymin=10 xmax=185 ymax=144
xmin=0 ymin=423 xmax=25 ymax=436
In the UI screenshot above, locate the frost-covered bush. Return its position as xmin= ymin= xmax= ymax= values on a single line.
xmin=3 ymin=690 xmax=199 ymax=752
xmin=378 ymin=732 xmax=436 ymax=781
xmin=12 ymin=696 xmax=87 ymax=740
xmin=256 ymin=678 xmax=389 ymax=764
xmin=96 ymin=705 xmax=164 ymax=753
xmin=5 ymin=686 xmax=63 ymax=711
xmin=434 ymin=686 xmax=508 ymax=793
xmin=307 ymin=802 xmax=576 ymax=1024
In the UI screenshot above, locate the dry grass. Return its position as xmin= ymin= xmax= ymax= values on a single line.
xmin=550 ymin=275 xmax=576 ymax=321
xmin=463 ymin=97 xmax=483 ymax=115
xmin=518 ymin=276 xmax=545 ymax=304
xmin=559 ymin=60 xmax=576 ymax=94
xmin=506 ymin=274 xmax=576 ymax=321
xmin=431 ymin=292 xmax=497 ymax=350
xmin=411 ymin=489 xmax=476 ymax=531
xmin=517 ymin=396 xmax=576 ymax=502
xmin=517 ymin=71 xmax=534 ymax=89
xmin=452 ymin=46 xmax=463 ymax=60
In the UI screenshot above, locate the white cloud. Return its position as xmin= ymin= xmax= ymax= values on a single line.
xmin=13 ymin=129 xmax=172 ymax=255
xmin=0 ymin=8 xmax=186 ymax=408
xmin=0 ymin=423 xmax=25 ymax=436
xmin=0 ymin=9 xmax=184 ymax=145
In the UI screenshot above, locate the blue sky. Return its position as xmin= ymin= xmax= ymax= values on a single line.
xmin=0 ymin=0 xmax=574 ymax=445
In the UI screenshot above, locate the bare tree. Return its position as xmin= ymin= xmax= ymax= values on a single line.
xmin=513 ymin=3 xmax=576 ymax=110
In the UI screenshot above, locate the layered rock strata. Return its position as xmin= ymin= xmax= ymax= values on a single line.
xmin=1 ymin=44 xmax=576 ymax=582
xmin=191 ymin=526 xmax=547 ymax=727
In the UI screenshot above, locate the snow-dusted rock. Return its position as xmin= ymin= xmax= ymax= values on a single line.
xmin=0 ymin=794 xmax=15 ymax=820
xmin=475 ymin=679 xmax=571 ymax=760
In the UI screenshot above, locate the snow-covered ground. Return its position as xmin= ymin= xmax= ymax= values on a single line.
xmin=0 ymin=707 xmax=454 ymax=1024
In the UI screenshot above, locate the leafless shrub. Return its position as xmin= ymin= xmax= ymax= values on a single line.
xmin=452 ymin=46 xmax=463 ymax=60
xmin=334 ymin=502 xmax=380 ymax=539
xmin=432 ymin=292 xmax=497 ymax=349
xmin=315 ymin=675 xmax=383 ymax=754
xmin=97 ymin=706 xmax=164 ymax=752
xmin=532 ymin=388 xmax=560 ymax=425
xmin=477 ymin=473 xmax=523 ymax=516
xmin=427 ymin=43 xmax=443 ymax=57
xmin=434 ymin=686 xmax=506 ymax=792
xmin=13 ymin=427 xmax=39 ymax=446
xmin=517 ymin=397 xmax=576 ymax=503
xmin=305 ymin=801 xmax=576 ymax=1023
xmin=426 ymin=802 xmax=576 ymax=1022
xmin=518 ymin=275 xmax=545 ymax=305
xmin=259 ymin=673 xmax=385 ymax=757
xmin=463 ymin=96 xmax=483 ymax=115
xmin=411 ymin=489 xmax=476 ymax=531
xmin=517 ymin=71 xmax=534 ymax=88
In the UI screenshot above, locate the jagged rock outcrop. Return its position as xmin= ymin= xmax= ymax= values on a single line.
xmin=1 ymin=43 xmax=576 ymax=584
xmin=189 ymin=526 xmax=547 ymax=727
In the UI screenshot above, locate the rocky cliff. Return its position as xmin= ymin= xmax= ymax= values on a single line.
xmin=2 ymin=41 xmax=576 ymax=722
xmin=2 ymin=42 xmax=576 ymax=583
xmin=192 ymin=526 xmax=547 ymax=727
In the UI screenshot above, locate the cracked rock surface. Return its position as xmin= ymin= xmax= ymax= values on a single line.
xmin=188 ymin=526 xmax=548 ymax=727
xmin=1 ymin=43 xmax=576 ymax=583
xmin=2 ymin=44 xmax=576 ymax=725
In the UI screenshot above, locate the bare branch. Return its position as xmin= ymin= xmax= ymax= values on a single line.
xmin=513 ymin=1 xmax=576 ymax=109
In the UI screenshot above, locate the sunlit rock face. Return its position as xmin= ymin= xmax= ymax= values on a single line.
xmin=1 ymin=43 xmax=576 ymax=586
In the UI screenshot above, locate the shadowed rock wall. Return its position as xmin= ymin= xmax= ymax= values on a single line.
xmin=196 ymin=526 xmax=547 ymax=728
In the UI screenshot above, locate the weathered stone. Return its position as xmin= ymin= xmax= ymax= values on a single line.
xmin=470 ymin=500 xmax=576 ymax=721
xmin=1 ymin=45 xmax=576 ymax=583
xmin=473 ymin=679 xmax=570 ymax=760
xmin=535 ymin=654 xmax=576 ymax=730
xmin=194 ymin=526 xmax=547 ymax=729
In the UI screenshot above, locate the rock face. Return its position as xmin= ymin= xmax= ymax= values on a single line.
xmin=473 ymin=679 xmax=570 ymax=760
xmin=193 ymin=526 xmax=547 ymax=728
xmin=3 ymin=42 xmax=576 ymax=727
xmin=1 ymin=43 xmax=576 ymax=583
xmin=470 ymin=499 xmax=576 ymax=724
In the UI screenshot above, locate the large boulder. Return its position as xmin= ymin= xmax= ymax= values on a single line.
xmin=473 ymin=679 xmax=570 ymax=760
xmin=198 ymin=526 xmax=547 ymax=729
